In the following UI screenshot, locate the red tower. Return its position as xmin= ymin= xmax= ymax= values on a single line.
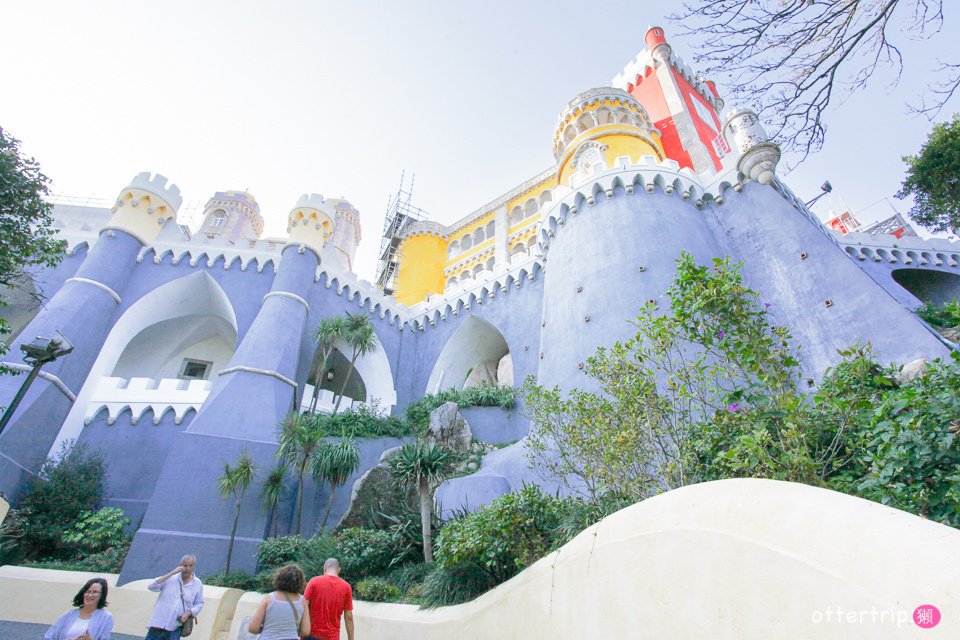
xmin=613 ymin=27 xmax=727 ymax=175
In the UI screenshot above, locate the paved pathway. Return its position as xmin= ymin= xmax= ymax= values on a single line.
xmin=0 ymin=619 xmax=140 ymax=640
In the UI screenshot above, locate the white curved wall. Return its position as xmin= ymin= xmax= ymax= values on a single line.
xmin=3 ymin=480 xmax=958 ymax=638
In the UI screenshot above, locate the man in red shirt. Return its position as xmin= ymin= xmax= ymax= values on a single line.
xmin=304 ymin=558 xmax=354 ymax=640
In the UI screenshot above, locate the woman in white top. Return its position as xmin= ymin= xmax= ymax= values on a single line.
xmin=249 ymin=564 xmax=311 ymax=640
xmin=45 ymin=578 xmax=114 ymax=640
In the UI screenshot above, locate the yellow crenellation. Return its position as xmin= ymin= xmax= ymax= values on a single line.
xmin=105 ymin=188 xmax=178 ymax=243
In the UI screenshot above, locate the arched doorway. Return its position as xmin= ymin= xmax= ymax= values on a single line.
xmin=426 ymin=317 xmax=513 ymax=392
xmin=892 ymin=268 xmax=960 ymax=306
xmin=301 ymin=330 xmax=397 ymax=414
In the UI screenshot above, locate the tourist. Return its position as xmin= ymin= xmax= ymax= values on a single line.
xmin=44 ymin=577 xmax=114 ymax=640
xmin=303 ymin=558 xmax=354 ymax=640
xmin=248 ymin=564 xmax=311 ymax=639
xmin=145 ymin=554 xmax=204 ymax=640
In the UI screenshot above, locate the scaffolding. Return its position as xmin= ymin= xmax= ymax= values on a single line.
xmin=374 ymin=172 xmax=430 ymax=295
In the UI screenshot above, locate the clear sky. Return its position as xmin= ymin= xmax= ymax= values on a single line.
xmin=3 ymin=1 xmax=958 ymax=281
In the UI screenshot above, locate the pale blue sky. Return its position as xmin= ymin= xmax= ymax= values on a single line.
xmin=3 ymin=1 xmax=958 ymax=279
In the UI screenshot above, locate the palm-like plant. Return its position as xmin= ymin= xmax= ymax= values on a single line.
xmin=311 ymin=434 xmax=361 ymax=528
xmin=277 ymin=412 xmax=324 ymax=534
xmin=217 ymin=448 xmax=257 ymax=573
xmin=387 ymin=442 xmax=454 ymax=563
xmin=332 ymin=313 xmax=379 ymax=414
xmin=261 ymin=462 xmax=287 ymax=538
xmin=309 ymin=316 xmax=347 ymax=413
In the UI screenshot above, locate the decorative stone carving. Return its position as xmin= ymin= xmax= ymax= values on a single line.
xmin=426 ymin=401 xmax=472 ymax=454
xmin=724 ymin=108 xmax=781 ymax=185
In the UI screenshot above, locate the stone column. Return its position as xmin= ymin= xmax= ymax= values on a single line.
xmin=0 ymin=173 xmax=181 ymax=499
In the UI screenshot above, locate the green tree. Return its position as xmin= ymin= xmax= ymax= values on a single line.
xmin=309 ymin=316 xmax=347 ymax=413
xmin=898 ymin=114 xmax=960 ymax=234
xmin=524 ymin=254 xmax=805 ymax=498
xmin=217 ymin=448 xmax=257 ymax=573
xmin=387 ymin=441 xmax=455 ymax=563
xmin=277 ymin=412 xmax=324 ymax=534
xmin=260 ymin=463 xmax=287 ymax=538
xmin=311 ymin=433 xmax=361 ymax=528
xmin=0 ymin=127 xmax=66 ymax=367
xmin=14 ymin=441 xmax=106 ymax=560
xmin=332 ymin=313 xmax=379 ymax=414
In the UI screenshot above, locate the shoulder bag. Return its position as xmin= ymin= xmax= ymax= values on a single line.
xmin=180 ymin=580 xmax=196 ymax=637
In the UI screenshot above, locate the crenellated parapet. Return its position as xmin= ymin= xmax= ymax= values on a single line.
xmin=612 ymin=27 xmax=724 ymax=114
xmin=553 ymin=88 xmax=664 ymax=186
xmin=105 ymin=173 xmax=182 ymax=243
xmin=286 ymin=193 xmax=335 ymax=259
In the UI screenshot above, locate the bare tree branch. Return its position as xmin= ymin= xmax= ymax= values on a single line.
xmin=669 ymin=0 xmax=950 ymax=161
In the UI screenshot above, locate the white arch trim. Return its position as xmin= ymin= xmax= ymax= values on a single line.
xmin=51 ymin=271 xmax=239 ymax=453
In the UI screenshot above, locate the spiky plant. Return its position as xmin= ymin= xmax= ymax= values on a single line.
xmin=311 ymin=434 xmax=361 ymax=527
xmin=387 ymin=442 xmax=455 ymax=563
xmin=217 ymin=448 xmax=256 ymax=573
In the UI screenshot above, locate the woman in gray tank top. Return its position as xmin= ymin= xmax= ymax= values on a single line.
xmin=248 ymin=564 xmax=311 ymax=640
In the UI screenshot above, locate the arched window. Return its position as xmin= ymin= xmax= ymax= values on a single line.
xmin=461 ymin=235 xmax=474 ymax=251
xmin=210 ymin=210 xmax=227 ymax=228
xmin=485 ymin=257 xmax=495 ymax=271
xmin=510 ymin=205 xmax=524 ymax=225
xmin=485 ymin=220 xmax=496 ymax=238
xmin=447 ymin=240 xmax=461 ymax=259
xmin=473 ymin=228 xmax=485 ymax=244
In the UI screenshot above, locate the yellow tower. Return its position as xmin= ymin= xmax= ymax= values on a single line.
xmin=105 ymin=172 xmax=182 ymax=243
xmin=393 ymin=223 xmax=449 ymax=306
xmin=286 ymin=193 xmax=335 ymax=259
xmin=553 ymin=88 xmax=664 ymax=186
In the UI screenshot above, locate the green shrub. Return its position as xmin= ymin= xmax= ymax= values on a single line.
xmin=386 ymin=562 xmax=433 ymax=591
xmin=14 ymin=441 xmax=106 ymax=561
xmin=24 ymin=541 xmax=130 ymax=574
xmin=256 ymin=533 xmax=337 ymax=577
xmin=419 ymin=563 xmax=497 ymax=608
xmin=403 ymin=385 xmax=517 ymax=432
xmin=316 ymin=404 xmax=413 ymax=438
xmin=62 ymin=507 xmax=130 ymax=555
xmin=354 ymin=577 xmax=401 ymax=602
xmin=434 ymin=485 xmax=565 ymax=585
xmin=854 ymin=353 xmax=960 ymax=528
xmin=204 ymin=570 xmax=273 ymax=592
xmin=335 ymin=527 xmax=400 ymax=580
xmin=916 ymin=300 xmax=960 ymax=329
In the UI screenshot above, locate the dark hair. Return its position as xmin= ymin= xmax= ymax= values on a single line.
xmin=272 ymin=563 xmax=306 ymax=594
xmin=72 ymin=578 xmax=109 ymax=609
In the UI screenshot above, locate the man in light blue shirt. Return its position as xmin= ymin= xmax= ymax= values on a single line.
xmin=145 ymin=554 xmax=204 ymax=640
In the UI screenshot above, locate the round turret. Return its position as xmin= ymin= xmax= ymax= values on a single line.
xmin=723 ymin=108 xmax=781 ymax=185
xmin=106 ymin=172 xmax=182 ymax=243
xmin=286 ymin=193 xmax=335 ymax=258
xmin=553 ymin=88 xmax=664 ymax=186
xmin=644 ymin=26 xmax=672 ymax=62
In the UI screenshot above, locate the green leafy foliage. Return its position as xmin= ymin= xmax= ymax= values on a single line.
xmin=11 ymin=441 xmax=106 ymax=560
xmin=855 ymin=354 xmax=960 ymax=528
xmin=354 ymin=577 xmax=402 ymax=603
xmin=0 ymin=127 xmax=66 ymax=366
xmin=419 ymin=563 xmax=498 ymax=609
xmin=256 ymin=533 xmax=338 ymax=579
xmin=434 ymin=485 xmax=565 ymax=586
xmin=203 ymin=570 xmax=273 ymax=592
xmin=898 ymin=113 xmax=960 ymax=234
xmin=916 ymin=300 xmax=960 ymax=330
xmin=314 ymin=404 xmax=411 ymax=438
xmin=403 ymin=385 xmax=516 ymax=433
xmin=62 ymin=507 xmax=130 ymax=555
xmin=334 ymin=527 xmax=402 ymax=581
xmin=524 ymin=253 xmax=804 ymax=499
xmin=24 ymin=542 xmax=130 ymax=574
